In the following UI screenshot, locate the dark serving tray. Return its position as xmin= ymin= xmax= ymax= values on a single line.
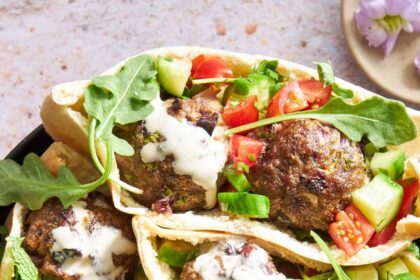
xmin=1 ymin=125 xmax=53 ymax=223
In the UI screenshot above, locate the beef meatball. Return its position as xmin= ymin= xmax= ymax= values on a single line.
xmin=114 ymin=92 xmax=226 ymax=212
xmin=180 ymin=239 xmax=285 ymax=280
xmin=247 ymin=119 xmax=369 ymax=231
xmin=23 ymin=192 xmax=138 ymax=280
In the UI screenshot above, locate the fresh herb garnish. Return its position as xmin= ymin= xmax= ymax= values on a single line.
xmin=84 ymin=54 xmax=159 ymax=156
xmin=316 ymin=61 xmax=354 ymax=99
xmin=227 ymin=96 xmax=417 ymax=148
xmin=191 ymin=77 xmax=238 ymax=85
xmin=310 ymin=231 xmax=350 ymax=280
xmin=7 ymin=236 xmax=40 ymax=280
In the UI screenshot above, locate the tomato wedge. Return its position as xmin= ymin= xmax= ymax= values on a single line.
xmin=191 ymin=57 xmax=233 ymax=79
xmin=298 ymin=80 xmax=332 ymax=109
xmin=267 ymin=81 xmax=307 ymax=117
xmin=368 ymin=179 xmax=419 ymax=247
xmin=231 ymin=135 xmax=264 ymax=172
xmin=328 ymin=205 xmax=375 ymax=256
xmin=266 ymin=80 xmax=332 ymax=118
xmin=222 ymin=96 xmax=259 ymax=128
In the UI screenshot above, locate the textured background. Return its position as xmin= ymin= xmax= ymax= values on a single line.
xmin=0 ymin=0 xmax=380 ymax=158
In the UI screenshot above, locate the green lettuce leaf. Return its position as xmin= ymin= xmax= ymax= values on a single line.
xmin=7 ymin=237 xmax=39 ymax=280
xmin=227 ymin=96 xmax=417 ymax=148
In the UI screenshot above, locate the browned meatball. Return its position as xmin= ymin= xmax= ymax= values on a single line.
xmin=114 ymin=93 xmax=226 ymax=213
xmin=180 ymin=239 xmax=284 ymax=280
xmin=23 ymin=192 xmax=138 ymax=280
xmin=247 ymin=119 xmax=369 ymax=231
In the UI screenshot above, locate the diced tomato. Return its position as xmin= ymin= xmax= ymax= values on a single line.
xmin=367 ymin=220 xmax=397 ymax=247
xmin=191 ymin=55 xmax=205 ymax=76
xmin=397 ymin=179 xmax=419 ymax=219
xmin=191 ymin=57 xmax=233 ymax=79
xmin=231 ymin=135 xmax=264 ymax=172
xmin=298 ymin=80 xmax=332 ymax=109
xmin=368 ymin=179 xmax=419 ymax=247
xmin=328 ymin=205 xmax=375 ymax=256
xmin=222 ymin=96 xmax=259 ymax=128
xmin=267 ymin=81 xmax=308 ymax=117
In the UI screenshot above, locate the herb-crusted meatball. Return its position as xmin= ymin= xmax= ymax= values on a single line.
xmin=247 ymin=119 xmax=369 ymax=230
xmin=23 ymin=192 xmax=138 ymax=280
xmin=114 ymin=92 xmax=227 ymax=213
xmin=180 ymin=239 xmax=285 ymax=280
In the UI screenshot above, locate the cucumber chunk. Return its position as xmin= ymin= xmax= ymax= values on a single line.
xmin=157 ymin=56 xmax=192 ymax=97
xmin=377 ymin=258 xmax=409 ymax=280
xmin=352 ymin=174 xmax=403 ymax=232
xmin=345 ymin=264 xmax=378 ymax=280
xmin=370 ymin=151 xmax=406 ymax=180
xmin=157 ymin=239 xmax=197 ymax=268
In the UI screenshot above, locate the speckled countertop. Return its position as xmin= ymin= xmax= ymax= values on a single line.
xmin=0 ymin=0 xmax=380 ymax=158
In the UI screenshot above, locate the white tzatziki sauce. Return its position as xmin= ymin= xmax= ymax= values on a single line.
xmin=192 ymin=238 xmax=286 ymax=280
xmin=51 ymin=201 xmax=137 ymax=279
xmin=141 ymin=96 xmax=227 ymax=208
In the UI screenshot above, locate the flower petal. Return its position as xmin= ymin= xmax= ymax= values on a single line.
xmin=383 ymin=33 xmax=399 ymax=55
xmin=365 ymin=22 xmax=389 ymax=47
xmin=385 ymin=0 xmax=412 ymax=15
xmin=359 ymin=0 xmax=387 ymax=19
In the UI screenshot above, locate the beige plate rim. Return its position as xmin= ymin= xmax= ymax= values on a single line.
xmin=341 ymin=0 xmax=420 ymax=109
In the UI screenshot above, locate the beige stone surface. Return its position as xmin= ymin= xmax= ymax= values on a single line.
xmin=0 ymin=0 xmax=381 ymax=158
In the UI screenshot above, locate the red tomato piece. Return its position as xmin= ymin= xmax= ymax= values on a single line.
xmin=298 ymin=80 xmax=332 ymax=109
xmin=368 ymin=179 xmax=419 ymax=247
xmin=328 ymin=205 xmax=375 ymax=256
xmin=191 ymin=57 xmax=233 ymax=79
xmin=230 ymin=135 xmax=264 ymax=171
xmin=222 ymin=96 xmax=259 ymax=128
xmin=191 ymin=55 xmax=205 ymax=76
xmin=266 ymin=81 xmax=308 ymax=118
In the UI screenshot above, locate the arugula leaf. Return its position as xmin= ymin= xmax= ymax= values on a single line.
xmin=316 ymin=61 xmax=335 ymax=85
xmin=7 ymin=237 xmax=39 ymax=280
xmin=227 ymin=96 xmax=417 ymax=148
xmin=0 ymin=139 xmax=112 ymax=210
xmin=84 ymin=55 xmax=159 ymax=155
xmin=316 ymin=61 xmax=354 ymax=99
xmin=331 ymin=84 xmax=354 ymax=99
xmin=310 ymin=231 xmax=350 ymax=280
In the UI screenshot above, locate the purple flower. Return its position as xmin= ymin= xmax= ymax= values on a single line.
xmin=355 ymin=0 xmax=420 ymax=55
xmin=415 ymin=51 xmax=420 ymax=74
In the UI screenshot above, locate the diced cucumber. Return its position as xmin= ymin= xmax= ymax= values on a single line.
xmin=370 ymin=151 xmax=406 ymax=180
xmin=157 ymin=56 xmax=192 ymax=97
xmin=352 ymin=174 xmax=403 ymax=232
xmin=377 ymin=258 xmax=409 ymax=280
xmin=157 ymin=239 xmax=197 ymax=268
xmin=345 ymin=264 xmax=378 ymax=280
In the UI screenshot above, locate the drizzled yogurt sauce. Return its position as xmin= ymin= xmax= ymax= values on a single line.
xmin=192 ymin=238 xmax=286 ymax=280
xmin=51 ymin=201 xmax=137 ymax=279
xmin=141 ymin=96 xmax=227 ymax=208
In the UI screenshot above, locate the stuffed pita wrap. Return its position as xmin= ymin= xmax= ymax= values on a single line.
xmin=0 ymin=142 xmax=140 ymax=280
xmin=39 ymin=46 xmax=420 ymax=269
xmin=133 ymin=215 xmax=420 ymax=280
